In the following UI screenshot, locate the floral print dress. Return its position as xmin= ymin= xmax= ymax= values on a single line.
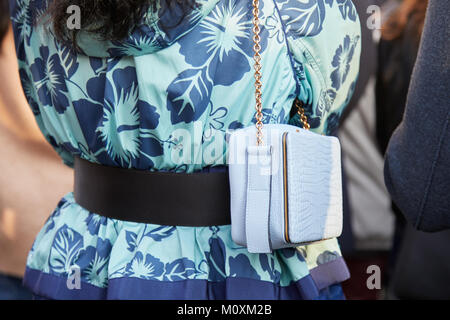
xmin=9 ymin=0 xmax=361 ymax=299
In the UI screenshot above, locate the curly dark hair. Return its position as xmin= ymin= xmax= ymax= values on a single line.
xmin=47 ymin=0 xmax=197 ymax=48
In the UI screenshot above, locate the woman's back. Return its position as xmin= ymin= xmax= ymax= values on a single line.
xmin=9 ymin=0 xmax=361 ymax=299
xmin=11 ymin=0 xmax=360 ymax=171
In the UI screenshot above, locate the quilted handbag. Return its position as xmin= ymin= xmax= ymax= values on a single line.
xmin=227 ymin=0 xmax=343 ymax=254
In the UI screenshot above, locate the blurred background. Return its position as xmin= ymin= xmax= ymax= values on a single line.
xmin=337 ymin=0 xmax=450 ymax=300
xmin=0 ymin=0 xmax=72 ymax=300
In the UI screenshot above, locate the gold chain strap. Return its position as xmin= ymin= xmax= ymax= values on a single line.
xmin=251 ymin=0 xmax=310 ymax=146
xmin=294 ymin=99 xmax=311 ymax=131
xmin=252 ymin=0 xmax=264 ymax=146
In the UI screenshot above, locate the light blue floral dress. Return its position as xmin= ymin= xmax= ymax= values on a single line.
xmin=9 ymin=0 xmax=361 ymax=299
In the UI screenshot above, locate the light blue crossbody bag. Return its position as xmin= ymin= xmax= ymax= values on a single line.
xmin=227 ymin=0 xmax=343 ymax=254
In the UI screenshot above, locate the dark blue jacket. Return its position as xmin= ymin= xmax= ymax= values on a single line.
xmin=384 ymin=0 xmax=450 ymax=232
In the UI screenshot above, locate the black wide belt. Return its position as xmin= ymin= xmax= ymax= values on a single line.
xmin=73 ymin=157 xmax=231 ymax=226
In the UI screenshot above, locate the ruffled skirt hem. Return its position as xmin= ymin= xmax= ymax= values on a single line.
xmin=24 ymin=266 xmax=346 ymax=300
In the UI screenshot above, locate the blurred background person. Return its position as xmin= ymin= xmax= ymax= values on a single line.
xmin=0 ymin=0 xmax=72 ymax=300
xmin=376 ymin=0 xmax=428 ymax=155
xmin=338 ymin=0 xmax=443 ymax=300
xmin=338 ymin=0 xmax=395 ymax=300
xmin=375 ymin=0 xmax=428 ymax=299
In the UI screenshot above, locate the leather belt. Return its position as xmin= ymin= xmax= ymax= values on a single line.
xmin=73 ymin=157 xmax=231 ymax=226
